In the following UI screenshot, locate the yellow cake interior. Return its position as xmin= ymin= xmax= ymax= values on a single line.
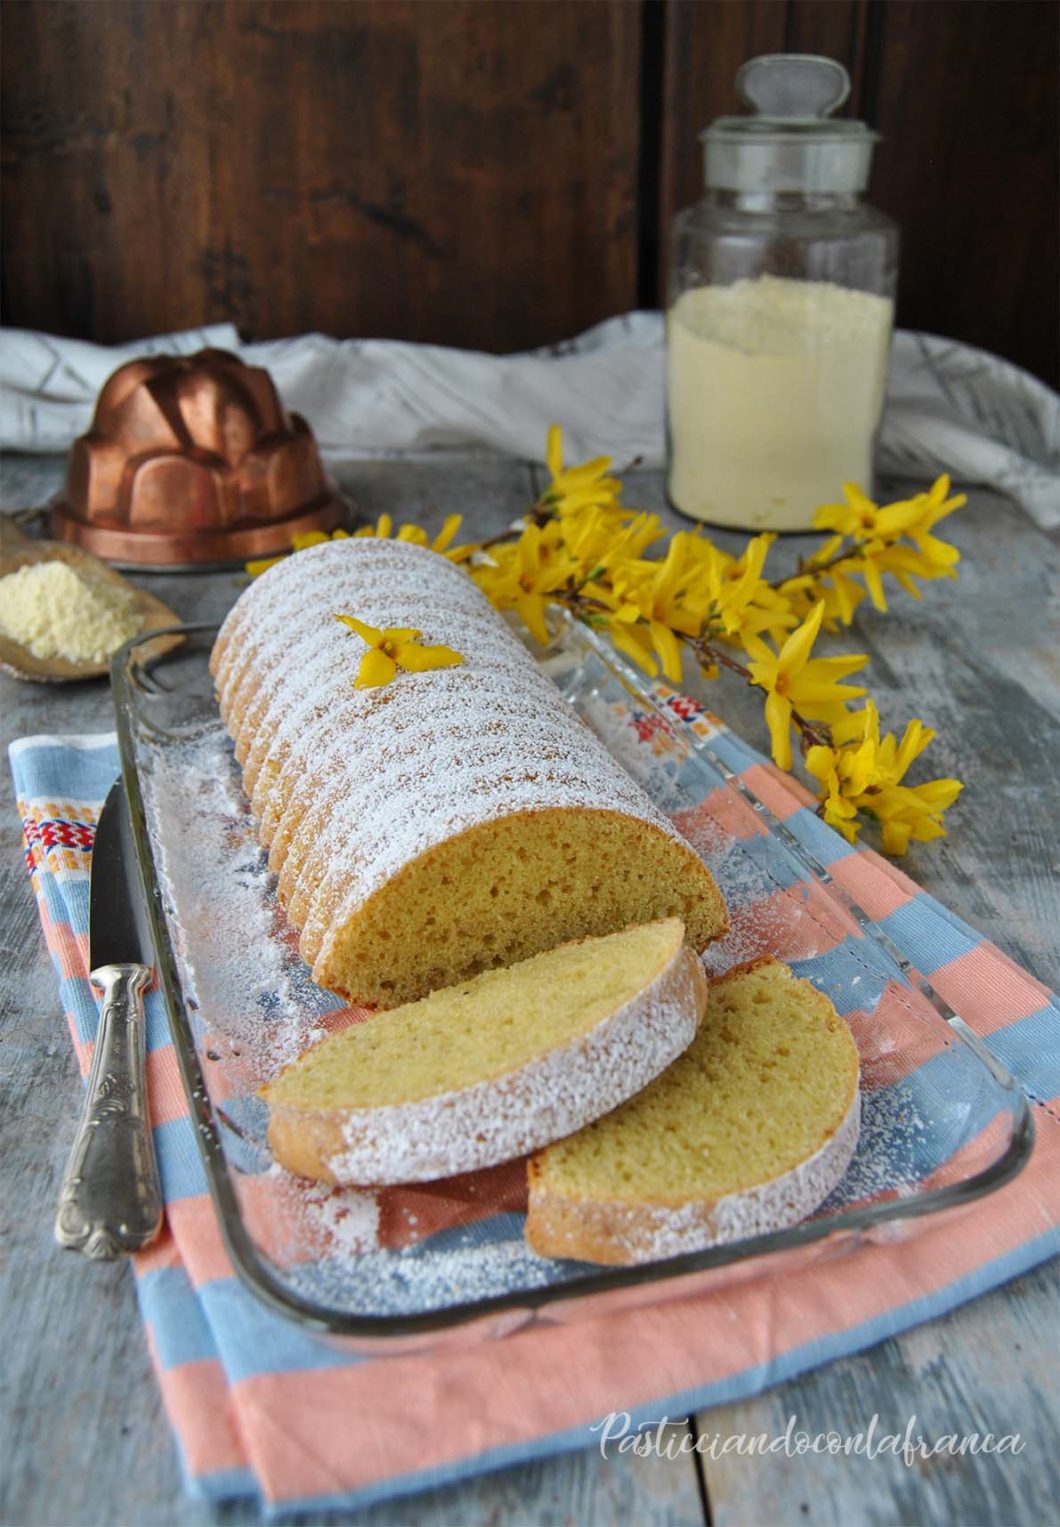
xmin=264 ymin=918 xmax=689 ymax=1110
xmin=315 ymin=807 xmax=727 ymax=1005
xmin=532 ymin=960 xmax=859 ymax=1205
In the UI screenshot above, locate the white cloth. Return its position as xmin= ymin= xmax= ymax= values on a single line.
xmin=1 ymin=316 xmax=1057 ymax=529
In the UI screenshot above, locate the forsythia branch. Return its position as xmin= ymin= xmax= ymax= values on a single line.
xmin=246 ymin=424 xmax=965 ymax=856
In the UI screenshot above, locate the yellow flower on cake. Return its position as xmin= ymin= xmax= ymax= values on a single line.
xmin=744 ymin=601 xmax=868 ymax=771
xmin=334 ymin=614 xmax=464 ymax=689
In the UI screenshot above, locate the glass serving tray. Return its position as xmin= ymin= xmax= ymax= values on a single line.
xmin=112 ymin=619 xmax=1033 ymax=1351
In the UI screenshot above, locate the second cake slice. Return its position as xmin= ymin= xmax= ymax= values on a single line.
xmin=262 ymin=918 xmax=707 ymax=1185
xmin=525 ymin=958 xmax=861 ymax=1264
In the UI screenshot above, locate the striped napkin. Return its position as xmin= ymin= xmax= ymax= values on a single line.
xmin=9 ymin=725 xmax=1060 ymax=1516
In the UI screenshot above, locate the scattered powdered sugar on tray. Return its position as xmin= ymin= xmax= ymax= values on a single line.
xmin=300 ymin=1177 xmax=382 ymax=1258
xmin=245 ymin=1164 xmax=383 ymax=1268
xmin=286 ymin=1231 xmax=561 ymax=1316
xmin=143 ymin=732 xmax=340 ymax=1081
xmin=820 ymin=1082 xmax=931 ymax=1208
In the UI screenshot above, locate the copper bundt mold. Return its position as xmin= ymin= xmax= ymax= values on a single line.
xmin=49 ymin=348 xmax=346 ymax=568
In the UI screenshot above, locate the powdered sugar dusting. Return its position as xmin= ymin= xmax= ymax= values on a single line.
xmin=636 ymin=1090 xmax=861 ymax=1261
xmin=824 ymin=1080 xmax=930 ymax=1205
xmin=301 ymin=1178 xmax=382 ymax=1257
xmin=306 ymin=944 xmax=705 ymax=1184
xmin=287 ymin=1235 xmax=557 ymax=1316
xmin=143 ymin=736 xmax=335 ymax=1076
xmin=211 ymin=538 xmax=693 ymax=986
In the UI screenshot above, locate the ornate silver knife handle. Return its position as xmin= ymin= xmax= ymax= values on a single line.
xmin=54 ymin=963 xmax=164 ymax=1259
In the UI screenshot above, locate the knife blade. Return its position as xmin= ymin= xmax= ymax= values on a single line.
xmin=54 ymin=778 xmax=164 ymax=1259
xmin=88 ymin=773 xmax=155 ymax=971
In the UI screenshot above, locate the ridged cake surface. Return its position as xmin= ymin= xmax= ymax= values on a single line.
xmin=211 ymin=537 xmax=727 ymax=1006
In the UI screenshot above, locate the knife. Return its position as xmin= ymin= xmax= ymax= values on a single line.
xmin=54 ymin=778 xmax=164 ymax=1259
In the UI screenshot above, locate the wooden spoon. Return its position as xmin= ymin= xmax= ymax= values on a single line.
xmin=0 ymin=518 xmax=182 ymax=683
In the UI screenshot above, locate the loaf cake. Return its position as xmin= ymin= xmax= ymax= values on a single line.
xmin=211 ymin=537 xmax=727 ymax=1007
xmin=262 ymin=920 xmax=708 ymax=1184
xmin=525 ymin=959 xmax=860 ymax=1264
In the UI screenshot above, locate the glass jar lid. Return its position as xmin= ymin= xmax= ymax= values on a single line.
xmin=702 ymin=54 xmax=879 ymax=194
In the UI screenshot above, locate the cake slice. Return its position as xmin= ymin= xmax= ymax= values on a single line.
xmin=262 ymin=918 xmax=708 ymax=1185
xmin=525 ymin=958 xmax=860 ymax=1264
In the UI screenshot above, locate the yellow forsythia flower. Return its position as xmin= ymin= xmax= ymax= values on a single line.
xmin=871 ymin=777 xmax=964 ymax=856
xmin=471 ymin=522 xmax=580 ymax=646
xmin=780 ymin=564 xmax=867 ymax=629
xmin=354 ymin=513 xmax=474 ymax=562
xmin=247 ymin=516 xmax=473 ymax=579
xmin=246 ymin=425 xmax=965 ymax=860
xmin=808 ymin=477 xmax=964 ymax=614
xmin=542 ymin=424 xmax=623 ymax=515
xmin=245 ymin=527 xmax=350 ymax=578
xmin=608 ymin=534 xmax=708 ymax=682
xmin=743 ymin=602 xmax=868 ymax=771
xmin=706 ymin=534 xmax=797 ymax=645
xmin=333 ymin=614 xmax=464 ymax=689
xmin=814 ymin=482 xmax=924 ymax=543
xmin=806 ymin=701 xmax=963 ymax=853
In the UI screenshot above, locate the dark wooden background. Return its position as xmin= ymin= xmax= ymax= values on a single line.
xmin=3 ymin=0 xmax=1057 ymax=383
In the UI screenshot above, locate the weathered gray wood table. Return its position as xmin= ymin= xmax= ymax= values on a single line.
xmin=2 ymin=453 xmax=1057 ymax=1527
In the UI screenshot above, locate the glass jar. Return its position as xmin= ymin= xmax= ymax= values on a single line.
xmin=666 ymin=54 xmax=899 ymax=531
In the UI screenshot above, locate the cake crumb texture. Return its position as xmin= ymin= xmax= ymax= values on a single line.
xmin=526 ymin=958 xmax=861 ymax=1263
